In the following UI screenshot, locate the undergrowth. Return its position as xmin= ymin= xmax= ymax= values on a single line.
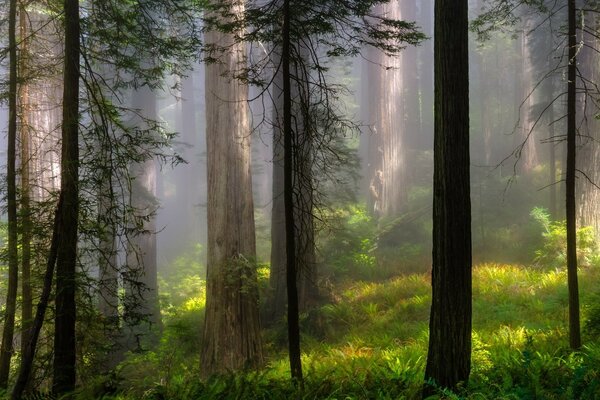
xmin=66 ymin=263 xmax=600 ymax=399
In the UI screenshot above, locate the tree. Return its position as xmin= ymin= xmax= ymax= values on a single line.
xmin=200 ymin=0 xmax=264 ymax=377
xmin=268 ymin=45 xmax=319 ymax=324
xmin=424 ymin=0 xmax=472 ymax=394
xmin=52 ymin=0 xmax=80 ymax=393
xmin=363 ymin=1 xmax=407 ymax=219
xmin=565 ymin=0 xmax=581 ymax=350
xmin=0 ymin=0 xmax=20 ymax=388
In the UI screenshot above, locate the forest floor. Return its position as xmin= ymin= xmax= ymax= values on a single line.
xmin=75 ymin=262 xmax=600 ymax=400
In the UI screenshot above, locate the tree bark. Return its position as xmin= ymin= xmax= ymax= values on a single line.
xmin=566 ymin=0 xmax=581 ymax=350
xmin=0 ymin=0 xmax=20 ymax=388
xmin=53 ymin=0 xmax=80 ymax=393
xmin=200 ymin=0 xmax=263 ymax=378
xmin=365 ymin=1 xmax=407 ymax=219
xmin=424 ymin=0 xmax=471 ymax=394
xmin=282 ymin=0 xmax=302 ymax=382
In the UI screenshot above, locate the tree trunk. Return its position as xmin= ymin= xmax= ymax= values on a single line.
xmin=53 ymin=0 xmax=80 ymax=393
xmin=200 ymin=0 xmax=263 ymax=378
xmin=566 ymin=0 xmax=581 ymax=350
xmin=516 ymin=16 xmax=538 ymax=173
xmin=268 ymin=46 xmax=318 ymax=324
xmin=18 ymin=0 xmax=33 ymax=360
xmin=424 ymin=0 xmax=472 ymax=394
xmin=282 ymin=0 xmax=302 ymax=382
xmin=365 ymin=1 xmax=407 ymax=219
xmin=0 ymin=0 xmax=20 ymax=388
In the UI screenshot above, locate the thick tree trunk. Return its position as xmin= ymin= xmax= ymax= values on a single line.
xmin=424 ymin=0 xmax=472 ymax=394
xmin=516 ymin=17 xmax=538 ymax=173
xmin=577 ymin=18 xmax=600 ymax=239
xmin=566 ymin=0 xmax=581 ymax=350
xmin=53 ymin=0 xmax=80 ymax=393
xmin=365 ymin=1 xmax=407 ymax=219
xmin=200 ymin=0 xmax=263 ymax=378
xmin=0 ymin=0 xmax=20 ymax=388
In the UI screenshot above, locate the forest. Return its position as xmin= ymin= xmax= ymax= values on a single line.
xmin=0 ymin=0 xmax=600 ymax=399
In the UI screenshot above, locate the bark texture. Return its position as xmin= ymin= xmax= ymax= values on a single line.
xmin=53 ymin=0 xmax=80 ymax=393
xmin=200 ymin=0 xmax=263 ymax=377
xmin=365 ymin=1 xmax=407 ymax=219
xmin=424 ymin=0 xmax=472 ymax=393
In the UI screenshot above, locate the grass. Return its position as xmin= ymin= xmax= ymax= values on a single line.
xmin=16 ymin=263 xmax=600 ymax=399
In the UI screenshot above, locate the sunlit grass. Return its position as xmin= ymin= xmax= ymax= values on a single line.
xmin=76 ymin=262 xmax=600 ymax=399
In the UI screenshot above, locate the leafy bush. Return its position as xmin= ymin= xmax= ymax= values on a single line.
xmin=531 ymin=207 xmax=600 ymax=269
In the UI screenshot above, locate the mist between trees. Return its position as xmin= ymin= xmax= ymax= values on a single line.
xmin=0 ymin=0 xmax=599 ymax=399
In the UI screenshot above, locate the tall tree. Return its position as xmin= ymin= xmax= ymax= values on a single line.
xmin=0 ymin=0 xmax=20 ymax=388
xmin=53 ymin=0 xmax=80 ymax=393
xmin=268 ymin=46 xmax=319 ymax=324
xmin=364 ymin=1 xmax=407 ymax=219
xmin=424 ymin=0 xmax=472 ymax=394
xmin=18 ymin=0 xmax=34 ymax=360
xmin=200 ymin=0 xmax=264 ymax=377
xmin=565 ymin=0 xmax=581 ymax=350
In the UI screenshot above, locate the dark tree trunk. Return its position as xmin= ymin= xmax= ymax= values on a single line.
xmin=424 ymin=0 xmax=472 ymax=394
xmin=19 ymin=1 xmax=33 ymax=358
xmin=200 ymin=0 xmax=263 ymax=378
xmin=282 ymin=0 xmax=302 ymax=383
xmin=566 ymin=0 xmax=581 ymax=350
xmin=53 ymin=0 xmax=80 ymax=393
xmin=0 ymin=0 xmax=20 ymax=388
xmin=12 ymin=196 xmax=63 ymax=400
xmin=268 ymin=47 xmax=318 ymax=324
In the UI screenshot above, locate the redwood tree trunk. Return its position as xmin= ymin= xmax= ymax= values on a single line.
xmin=424 ymin=0 xmax=472 ymax=394
xmin=53 ymin=0 xmax=80 ymax=393
xmin=200 ymin=0 xmax=263 ymax=377
xmin=365 ymin=1 xmax=407 ymax=219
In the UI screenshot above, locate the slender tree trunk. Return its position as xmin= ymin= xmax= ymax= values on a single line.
xmin=53 ymin=0 xmax=80 ymax=393
xmin=268 ymin=45 xmax=318 ymax=324
xmin=282 ymin=0 xmax=302 ymax=382
xmin=566 ymin=0 xmax=581 ymax=350
xmin=12 ymin=196 xmax=63 ymax=400
xmin=0 ymin=0 xmax=20 ymax=388
xmin=424 ymin=0 xmax=471 ymax=394
xmin=19 ymin=0 xmax=33 ymax=357
xmin=200 ymin=0 xmax=263 ymax=378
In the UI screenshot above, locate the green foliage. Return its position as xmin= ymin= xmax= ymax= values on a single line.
xmin=531 ymin=207 xmax=600 ymax=269
xmin=319 ymin=205 xmax=379 ymax=280
xmin=72 ymin=263 xmax=600 ymax=399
